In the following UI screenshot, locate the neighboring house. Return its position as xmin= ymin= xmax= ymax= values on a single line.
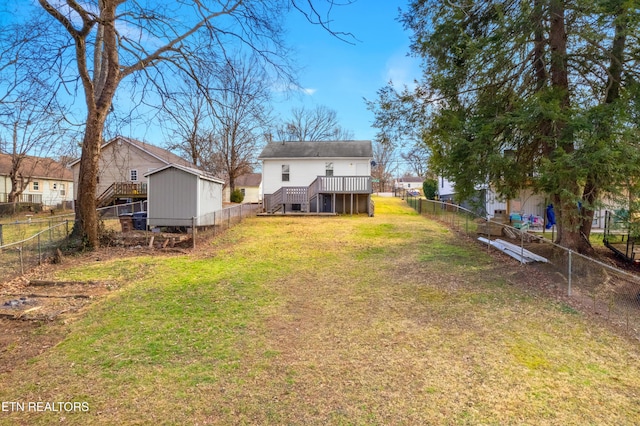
xmin=395 ymin=176 xmax=424 ymax=191
xmin=70 ymin=136 xmax=196 ymax=207
xmin=0 ymin=153 xmax=74 ymax=209
xmin=258 ymin=140 xmax=373 ymax=215
xmin=439 ymin=176 xmax=611 ymax=229
xmin=437 ymin=176 xmax=456 ymax=202
xmin=145 ymin=164 xmax=225 ymax=228
xmin=224 ymin=173 xmax=262 ymax=204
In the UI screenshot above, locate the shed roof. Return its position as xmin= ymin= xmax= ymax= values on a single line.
xmin=0 ymin=153 xmax=72 ymax=181
xmin=144 ymin=163 xmax=225 ymax=184
xmin=258 ymin=140 xmax=373 ymax=159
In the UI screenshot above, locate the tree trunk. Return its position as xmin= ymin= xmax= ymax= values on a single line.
xmin=74 ymin=113 xmax=108 ymax=248
xmin=579 ymin=2 xmax=627 ymax=243
xmin=547 ymin=0 xmax=591 ymax=252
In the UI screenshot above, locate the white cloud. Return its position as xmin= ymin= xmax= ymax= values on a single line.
xmin=384 ymin=51 xmax=420 ymax=89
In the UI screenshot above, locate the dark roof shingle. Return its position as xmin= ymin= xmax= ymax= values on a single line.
xmin=0 ymin=153 xmax=72 ymax=180
xmin=258 ymin=140 xmax=373 ymax=159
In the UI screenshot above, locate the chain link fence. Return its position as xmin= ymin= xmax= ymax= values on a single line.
xmin=0 ymin=202 xmax=261 ymax=285
xmin=0 ymin=219 xmax=73 ymax=284
xmin=404 ymin=194 xmax=640 ymax=339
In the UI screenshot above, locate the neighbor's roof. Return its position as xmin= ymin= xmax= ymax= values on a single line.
xmin=69 ymin=136 xmax=195 ymax=168
xmin=235 ymin=173 xmax=262 ymax=187
xmin=0 ymin=153 xmax=72 ymax=181
xmin=398 ymin=176 xmax=424 ymax=183
xmin=258 ymin=140 xmax=373 ymax=159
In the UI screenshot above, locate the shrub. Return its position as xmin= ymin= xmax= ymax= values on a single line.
xmin=230 ymin=189 xmax=245 ymax=203
xmin=423 ymin=179 xmax=437 ymax=200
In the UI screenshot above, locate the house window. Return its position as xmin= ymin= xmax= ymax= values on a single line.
xmin=240 ymin=188 xmax=246 ymax=196
xmin=325 ymin=162 xmax=334 ymax=177
xmin=32 ymin=181 xmax=39 ymax=191
xmin=60 ymin=184 xmax=66 ymax=196
xmin=282 ymin=165 xmax=290 ymax=182
xmin=130 ymin=169 xmax=138 ymax=181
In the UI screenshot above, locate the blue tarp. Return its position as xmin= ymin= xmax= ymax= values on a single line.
xmin=545 ymin=204 xmax=556 ymax=229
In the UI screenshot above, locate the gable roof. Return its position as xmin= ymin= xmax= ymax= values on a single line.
xmin=235 ymin=173 xmax=262 ymax=187
xmin=0 ymin=153 xmax=72 ymax=181
xmin=144 ymin=163 xmax=225 ymax=184
xmin=398 ymin=176 xmax=424 ymax=183
xmin=258 ymin=140 xmax=373 ymax=160
xmin=69 ymin=136 xmax=195 ymax=168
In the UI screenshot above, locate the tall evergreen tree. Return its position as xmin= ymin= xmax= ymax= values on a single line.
xmin=372 ymin=0 xmax=640 ymax=253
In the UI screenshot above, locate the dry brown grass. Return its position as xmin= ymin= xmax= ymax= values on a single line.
xmin=1 ymin=197 xmax=640 ymax=425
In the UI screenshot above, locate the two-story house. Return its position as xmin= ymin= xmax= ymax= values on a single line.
xmin=70 ymin=136 xmax=196 ymax=208
xmin=258 ymin=140 xmax=373 ymax=215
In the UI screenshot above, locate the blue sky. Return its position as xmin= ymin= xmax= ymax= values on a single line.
xmin=274 ymin=0 xmax=421 ymax=141
xmin=1 ymin=1 xmax=421 ymax=148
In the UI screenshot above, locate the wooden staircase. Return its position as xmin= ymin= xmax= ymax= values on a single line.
xmin=264 ymin=176 xmax=372 ymax=214
xmin=97 ymin=182 xmax=148 ymax=208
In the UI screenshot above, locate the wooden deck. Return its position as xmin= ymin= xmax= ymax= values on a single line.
xmin=264 ymin=176 xmax=372 ymax=215
xmin=97 ymin=182 xmax=148 ymax=208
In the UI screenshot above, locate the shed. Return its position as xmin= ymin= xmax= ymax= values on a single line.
xmin=144 ymin=164 xmax=224 ymax=228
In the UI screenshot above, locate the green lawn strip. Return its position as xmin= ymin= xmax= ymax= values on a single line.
xmin=1 ymin=197 xmax=640 ymax=424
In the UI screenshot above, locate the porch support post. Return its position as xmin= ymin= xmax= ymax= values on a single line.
xmin=350 ymin=193 xmax=353 ymax=216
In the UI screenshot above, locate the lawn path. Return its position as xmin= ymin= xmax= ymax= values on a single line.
xmin=1 ymin=197 xmax=640 ymax=425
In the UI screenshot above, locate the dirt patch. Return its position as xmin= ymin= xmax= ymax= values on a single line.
xmin=0 ymin=269 xmax=118 ymax=373
xmin=0 ymin=237 xmax=194 ymax=374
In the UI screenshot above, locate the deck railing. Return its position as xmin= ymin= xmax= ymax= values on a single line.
xmin=266 ymin=176 xmax=372 ymax=214
xmin=97 ymin=182 xmax=148 ymax=207
xmin=0 ymin=193 xmax=43 ymax=204
xmin=310 ymin=176 xmax=371 ymax=194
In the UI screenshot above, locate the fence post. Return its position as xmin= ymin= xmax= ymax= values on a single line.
xmin=192 ymin=217 xmax=196 ymax=249
xmin=0 ymin=224 xmax=3 ymax=246
xmin=568 ymin=249 xmax=572 ymax=296
xmin=38 ymin=233 xmax=42 ymax=265
xmin=19 ymin=244 xmax=24 ymax=274
xmin=520 ymin=227 xmax=525 ymax=265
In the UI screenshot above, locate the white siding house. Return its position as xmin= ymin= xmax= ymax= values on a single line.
xmin=0 ymin=153 xmax=74 ymax=210
xmin=395 ymin=176 xmax=424 ymax=190
xmin=438 ymin=176 xmax=456 ymax=201
xmin=439 ymin=176 xmax=610 ymax=229
xmin=258 ymin=141 xmax=373 ymax=215
xmin=145 ymin=164 xmax=224 ymax=228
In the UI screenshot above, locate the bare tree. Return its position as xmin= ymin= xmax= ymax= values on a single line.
xmin=0 ymin=21 xmax=69 ymax=210
xmin=372 ymin=138 xmax=397 ymax=193
xmin=1 ymin=95 xmax=67 ymax=207
xmin=207 ymin=56 xmax=273 ymax=192
xmin=27 ymin=0 xmax=352 ymax=248
xmin=274 ymin=105 xmax=354 ymax=141
xmin=401 ymin=145 xmax=430 ymax=178
xmin=161 ymin=75 xmax=215 ymax=168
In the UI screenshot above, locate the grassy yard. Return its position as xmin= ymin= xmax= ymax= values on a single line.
xmin=1 ymin=196 xmax=639 ymax=425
